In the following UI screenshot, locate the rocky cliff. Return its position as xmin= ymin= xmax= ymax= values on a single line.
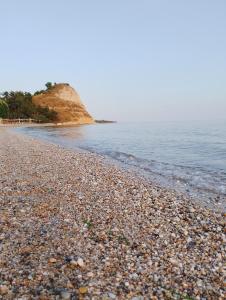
xmin=32 ymin=83 xmax=94 ymax=124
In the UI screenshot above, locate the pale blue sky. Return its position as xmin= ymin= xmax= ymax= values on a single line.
xmin=0 ymin=0 xmax=226 ymax=121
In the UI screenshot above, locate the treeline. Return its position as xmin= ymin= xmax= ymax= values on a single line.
xmin=0 ymin=82 xmax=57 ymax=123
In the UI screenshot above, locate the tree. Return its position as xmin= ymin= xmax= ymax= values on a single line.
xmin=0 ymin=100 xmax=9 ymax=118
xmin=45 ymin=82 xmax=53 ymax=90
xmin=0 ymin=90 xmax=57 ymax=122
xmin=34 ymin=90 xmax=45 ymax=96
xmin=1 ymin=91 xmax=9 ymax=99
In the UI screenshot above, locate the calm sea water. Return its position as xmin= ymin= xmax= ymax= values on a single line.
xmin=17 ymin=121 xmax=226 ymax=210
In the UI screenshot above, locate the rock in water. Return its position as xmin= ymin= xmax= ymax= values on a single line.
xmin=32 ymin=83 xmax=94 ymax=124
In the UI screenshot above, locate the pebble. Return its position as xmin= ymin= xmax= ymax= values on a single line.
xmin=0 ymin=285 xmax=9 ymax=295
xmin=77 ymin=258 xmax=84 ymax=267
xmin=87 ymin=272 xmax=94 ymax=277
xmin=61 ymin=291 xmax=71 ymax=299
xmin=79 ymin=286 xmax=88 ymax=294
xmin=107 ymin=292 xmax=116 ymax=299
xmin=70 ymin=260 xmax=77 ymax=266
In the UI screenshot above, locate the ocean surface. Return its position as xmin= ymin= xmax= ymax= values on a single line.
xmin=16 ymin=121 xmax=226 ymax=211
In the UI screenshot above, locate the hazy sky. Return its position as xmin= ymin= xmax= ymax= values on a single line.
xmin=0 ymin=0 xmax=226 ymax=121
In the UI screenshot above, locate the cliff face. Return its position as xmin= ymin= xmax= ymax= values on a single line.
xmin=32 ymin=84 xmax=94 ymax=124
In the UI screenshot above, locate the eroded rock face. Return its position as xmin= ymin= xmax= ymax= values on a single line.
xmin=32 ymin=83 xmax=94 ymax=124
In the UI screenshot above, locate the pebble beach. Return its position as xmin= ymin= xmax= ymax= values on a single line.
xmin=0 ymin=128 xmax=225 ymax=300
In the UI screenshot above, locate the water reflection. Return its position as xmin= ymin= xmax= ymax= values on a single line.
xmin=30 ymin=125 xmax=86 ymax=140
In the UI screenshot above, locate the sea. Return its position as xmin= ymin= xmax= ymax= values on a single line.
xmin=16 ymin=121 xmax=226 ymax=211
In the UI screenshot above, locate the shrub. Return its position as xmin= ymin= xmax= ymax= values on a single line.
xmin=0 ymin=90 xmax=57 ymax=122
xmin=45 ymin=82 xmax=53 ymax=90
xmin=0 ymin=100 xmax=9 ymax=118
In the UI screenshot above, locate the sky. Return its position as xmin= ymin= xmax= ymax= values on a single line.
xmin=0 ymin=0 xmax=226 ymax=122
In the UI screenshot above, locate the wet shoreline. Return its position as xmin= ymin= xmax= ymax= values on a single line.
xmin=15 ymin=122 xmax=226 ymax=213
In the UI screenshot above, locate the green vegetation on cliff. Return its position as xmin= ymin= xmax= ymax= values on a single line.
xmin=0 ymin=83 xmax=57 ymax=122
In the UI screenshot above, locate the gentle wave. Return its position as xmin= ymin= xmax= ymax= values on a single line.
xmin=15 ymin=121 xmax=226 ymax=210
xmin=79 ymin=147 xmax=226 ymax=197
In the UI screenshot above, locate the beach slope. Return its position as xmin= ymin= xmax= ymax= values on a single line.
xmin=0 ymin=129 xmax=224 ymax=299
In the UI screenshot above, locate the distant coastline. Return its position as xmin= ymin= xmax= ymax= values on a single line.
xmin=95 ymin=120 xmax=117 ymax=124
xmin=0 ymin=119 xmax=117 ymax=127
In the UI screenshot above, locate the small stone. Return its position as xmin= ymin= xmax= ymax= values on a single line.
xmin=39 ymin=296 xmax=49 ymax=300
xmin=87 ymin=272 xmax=94 ymax=277
xmin=197 ymin=280 xmax=203 ymax=287
xmin=216 ymin=226 xmax=222 ymax=232
xmin=108 ymin=292 xmax=116 ymax=299
xmin=66 ymin=281 xmax=74 ymax=289
xmin=130 ymin=273 xmax=139 ymax=280
xmin=49 ymin=258 xmax=57 ymax=263
xmin=182 ymin=282 xmax=189 ymax=289
xmin=169 ymin=258 xmax=178 ymax=265
xmin=79 ymin=286 xmax=88 ymax=294
xmin=77 ymin=258 xmax=84 ymax=267
xmin=164 ymin=290 xmax=172 ymax=298
xmin=70 ymin=260 xmax=77 ymax=266
xmin=61 ymin=291 xmax=71 ymax=299
xmin=0 ymin=285 xmax=9 ymax=295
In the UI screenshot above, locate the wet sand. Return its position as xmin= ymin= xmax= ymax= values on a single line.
xmin=0 ymin=129 xmax=224 ymax=299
